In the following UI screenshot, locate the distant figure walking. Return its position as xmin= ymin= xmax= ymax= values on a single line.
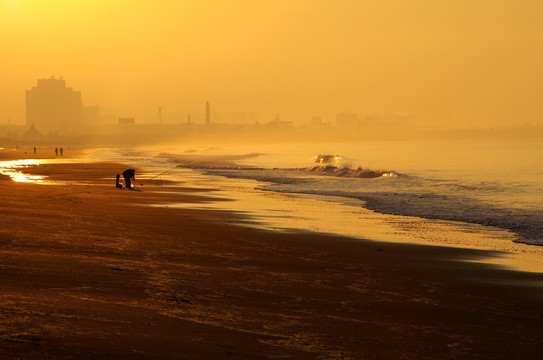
xmin=60 ymin=147 xmax=63 ymax=156
xmin=33 ymin=147 xmax=36 ymax=155
xmin=55 ymin=147 xmax=58 ymax=156
xmin=122 ymin=169 xmax=136 ymax=190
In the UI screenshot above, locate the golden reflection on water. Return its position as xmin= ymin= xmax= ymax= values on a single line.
xmin=0 ymin=159 xmax=48 ymax=183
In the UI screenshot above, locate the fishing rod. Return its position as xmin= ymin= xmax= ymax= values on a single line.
xmin=139 ymin=164 xmax=183 ymax=185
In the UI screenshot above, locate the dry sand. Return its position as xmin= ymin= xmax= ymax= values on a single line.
xmin=0 ymin=150 xmax=542 ymax=359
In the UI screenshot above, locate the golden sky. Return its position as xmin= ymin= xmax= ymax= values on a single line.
xmin=1 ymin=0 xmax=541 ymax=127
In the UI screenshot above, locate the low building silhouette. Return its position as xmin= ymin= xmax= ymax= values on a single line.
xmin=118 ymin=117 xmax=136 ymax=125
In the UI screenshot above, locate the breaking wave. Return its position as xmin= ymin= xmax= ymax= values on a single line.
xmin=305 ymin=165 xmax=398 ymax=178
xmin=163 ymin=153 xmax=398 ymax=180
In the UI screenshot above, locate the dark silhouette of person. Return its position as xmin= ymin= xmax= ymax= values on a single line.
xmin=122 ymin=169 xmax=136 ymax=189
xmin=60 ymin=147 xmax=63 ymax=156
xmin=55 ymin=147 xmax=58 ymax=156
xmin=115 ymin=174 xmax=123 ymax=188
xmin=33 ymin=147 xmax=36 ymax=155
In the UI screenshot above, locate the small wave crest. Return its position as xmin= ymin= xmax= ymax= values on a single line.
xmin=307 ymin=154 xmax=398 ymax=178
xmin=305 ymin=165 xmax=398 ymax=178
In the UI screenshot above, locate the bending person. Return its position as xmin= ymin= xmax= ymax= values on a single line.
xmin=122 ymin=169 xmax=136 ymax=189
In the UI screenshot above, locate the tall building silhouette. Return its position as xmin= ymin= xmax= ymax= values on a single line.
xmin=25 ymin=77 xmax=82 ymax=133
xmin=205 ymin=101 xmax=211 ymax=125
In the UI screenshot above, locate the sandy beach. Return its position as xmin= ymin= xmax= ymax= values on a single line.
xmin=1 ymin=149 xmax=542 ymax=359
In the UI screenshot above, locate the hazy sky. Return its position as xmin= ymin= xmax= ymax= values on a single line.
xmin=1 ymin=0 xmax=541 ymax=128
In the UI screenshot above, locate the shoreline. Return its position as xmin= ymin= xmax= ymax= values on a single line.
xmin=1 ymin=149 xmax=543 ymax=359
xmin=163 ymin=183 xmax=543 ymax=274
xmin=112 ymin=151 xmax=543 ymax=275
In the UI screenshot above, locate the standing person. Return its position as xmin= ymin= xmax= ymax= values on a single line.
xmin=60 ymin=147 xmax=63 ymax=156
xmin=55 ymin=147 xmax=58 ymax=156
xmin=33 ymin=147 xmax=36 ymax=155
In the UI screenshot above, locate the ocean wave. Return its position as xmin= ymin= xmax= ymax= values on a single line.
xmin=363 ymin=193 xmax=543 ymax=246
xmin=261 ymin=185 xmax=543 ymax=246
xmin=305 ymin=165 xmax=398 ymax=179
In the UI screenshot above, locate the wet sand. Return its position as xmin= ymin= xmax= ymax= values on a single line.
xmin=1 ymin=150 xmax=542 ymax=359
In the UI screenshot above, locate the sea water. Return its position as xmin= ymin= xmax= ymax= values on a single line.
xmin=84 ymin=140 xmax=543 ymax=272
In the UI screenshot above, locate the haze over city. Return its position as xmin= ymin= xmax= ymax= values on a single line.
xmin=1 ymin=0 xmax=541 ymax=131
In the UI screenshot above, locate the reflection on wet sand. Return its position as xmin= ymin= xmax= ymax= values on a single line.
xmin=0 ymin=159 xmax=49 ymax=183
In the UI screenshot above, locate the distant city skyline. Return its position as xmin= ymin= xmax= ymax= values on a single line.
xmin=15 ymin=75 xmax=541 ymax=132
xmin=2 ymin=72 xmax=540 ymax=130
xmin=20 ymin=76 xmax=421 ymax=130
